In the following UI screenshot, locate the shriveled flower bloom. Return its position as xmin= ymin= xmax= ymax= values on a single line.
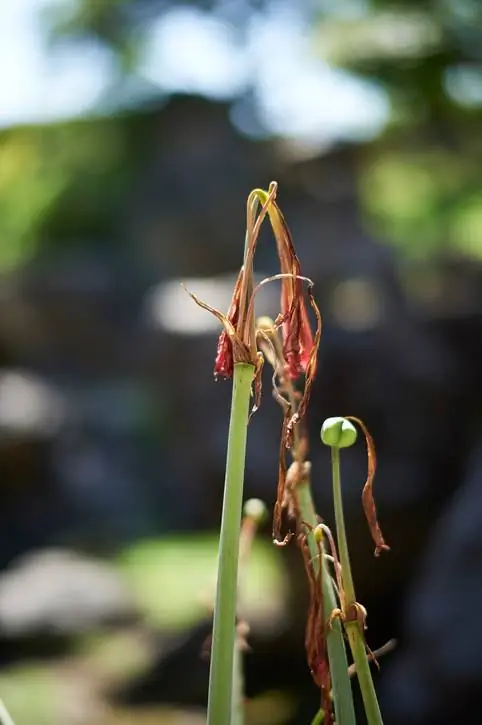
xmin=270 ymin=205 xmax=316 ymax=380
xmin=185 ymin=182 xmax=320 ymax=415
xmin=213 ymin=270 xmax=243 ymax=379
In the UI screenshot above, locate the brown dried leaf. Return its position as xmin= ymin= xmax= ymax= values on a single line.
xmin=346 ymin=416 xmax=390 ymax=557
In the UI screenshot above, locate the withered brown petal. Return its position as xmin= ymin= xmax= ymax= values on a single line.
xmin=270 ymin=202 xmax=316 ymax=382
xmin=182 ymin=280 xmax=251 ymax=379
xmin=346 ymin=416 xmax=390 ymax=557
xmin=298 ymin=533 xmax=334 ymax=725
xmin=286 ymin=284 xmax=322 ymax=444
xmin=272 ymin=410 xmax=292 ymax=547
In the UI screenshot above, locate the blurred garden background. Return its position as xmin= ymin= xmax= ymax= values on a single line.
xmin=0 ymin=0 xmax=482 ymax=723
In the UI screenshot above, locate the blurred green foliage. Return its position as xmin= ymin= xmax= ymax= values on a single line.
xmin=0 ymin=117 xmax=131 ymax=271
xmin=0 ymin=534 xmax=285 ymax=725
xmin=2 ymin=0 xmax=482 ymax=270
xmin=360 ymin=145 xmax=482 ymax=259
xmin=118 ymin=533 xmax=285 ymax=629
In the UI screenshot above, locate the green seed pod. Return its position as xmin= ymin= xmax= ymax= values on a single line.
xmin=320 ymin=417 xmax=357 ymax=449
xmin=243 ymin=498 xmax=268 ymax=524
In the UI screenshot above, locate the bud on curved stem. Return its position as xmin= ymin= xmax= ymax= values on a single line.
xmin=321 ymin=417 xmax=357 ymax=449
xmin=321 ymin=419 xmax=384 ymax=725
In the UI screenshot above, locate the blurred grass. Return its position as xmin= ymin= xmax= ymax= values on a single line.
xmin=117 ymin=532 xmax=286 ymax=630
xmin=0 ymin=533 xmax=287 ymax=725
xmin=0 ymin=666 xmax=55 ymax=725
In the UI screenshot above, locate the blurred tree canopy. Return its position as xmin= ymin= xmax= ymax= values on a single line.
xmin=1 ymin=0 xmax=481 ymax=272
xmin=44 ymin=0 xmax=482 ymax=124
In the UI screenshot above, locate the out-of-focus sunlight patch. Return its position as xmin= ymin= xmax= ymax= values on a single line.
xmin=145 ymin=275 xmax=276 ymax=335
xmin=255 ymin=63 xmax=388 ymax=147
xmin=331 ymin=278 xmax=383 ymax=331
xmin=363 ymin=155 xmax=442 ymax=222
xmin=251 ymin=8 xmax=389 ymax=146
xmin=450 ymin=195 xmax=482 ymax=258
xmin=79 ymin=629 xmax=152 ymax=679
xmin=0 ymin=129 xmax=67 ymax=271
xmin=145 ymin=275 xmax=238 ymax=335
xmin=141 ymin=8 xmax=248 ymax=100
xmin=360 ymin=149 xmax=482 ymax=258
xmin=0 ymin=666 xmax=55 ymax=725
xmin=118 ymin=534 xmax=286 ymax=631
xmin=244 ymin=691 xmax=296 ymax=725
xmin=315 ymin=10 xmax=442 ymax=64
xmin=0 ymin=0 xmax=114 ymax=128
xmin=0 ymin=370 xmax=66 ymax=436
xmin=0 ymin=1 xmax=389 ymax=146
xmin=444 ymin=64 xmax=482 ymax=108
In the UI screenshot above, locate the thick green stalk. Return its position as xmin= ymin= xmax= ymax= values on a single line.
xmin=295 ymin=480 xmax=356 ymax=725
xmin=207 ymin=362 xmax=254 ymax=725
xmin=331 ymin=447 xmax=383 ymax=725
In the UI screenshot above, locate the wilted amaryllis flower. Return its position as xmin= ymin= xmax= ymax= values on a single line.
xmin=185 ymin=182 xmax=320 ymax=416
xmin=268 ymin=204 xmax=317 ymax=381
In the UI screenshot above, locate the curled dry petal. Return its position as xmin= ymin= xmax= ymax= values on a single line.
xmin=298 ymin=533 xmax=334 ymax=725
xmin=285 ymin=283 xmax=322 ymax=447
xmin=213 ymin=269 xmax=243 ymax=379
xmin=272 ymin=410 xmax=291 ymax=546
xmin=182 ymin=279 xmax=251 ymax=379
xmin=346 ymin=416 xmax=390 ymax=557
xmin=269 ymin=203 xmax=316 ymax=381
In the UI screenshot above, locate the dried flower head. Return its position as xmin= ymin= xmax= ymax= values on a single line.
xmin=267 ymin=203 xmax=317 ymax=381
xmin=185 ymin=182 xmax=320 ymax=417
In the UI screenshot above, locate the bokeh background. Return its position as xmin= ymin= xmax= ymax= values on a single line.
xmin=0 ymin=1 xmax=482 ymax=724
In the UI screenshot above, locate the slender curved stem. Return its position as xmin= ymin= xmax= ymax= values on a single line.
xmin=295 ymin=480 xmax=356 ymax=725
xmin=331 ymin=447 xmax=384 ymax=725
xmin=207 ymin=362 xmax=254 ymax=725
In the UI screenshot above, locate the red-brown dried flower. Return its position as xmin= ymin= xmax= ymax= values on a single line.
xmin=185 ymin=182 xmax=320 ymax=414
xmin=213 ymin=270 xmax=243 ymax=379
xmin=272 ymin=206 xmax=316 ymax=380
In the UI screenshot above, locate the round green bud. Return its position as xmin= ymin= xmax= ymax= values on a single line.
xmin=320 ymin=417 xmax=357 ymax=449
xmin=243 ymin=498 xmax=268 ymax=524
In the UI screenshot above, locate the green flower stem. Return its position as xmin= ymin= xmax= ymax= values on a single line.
xmin=295 ymin=479 xmax=356 ymax=725
xmin=331 ymin=447 xmax=383 ymax=725
xmin=207 ymin=362 xmax=254 ymax=725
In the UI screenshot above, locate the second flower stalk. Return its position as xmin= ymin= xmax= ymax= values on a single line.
xmin=321 ymin=416 xmax=386 ymax=725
